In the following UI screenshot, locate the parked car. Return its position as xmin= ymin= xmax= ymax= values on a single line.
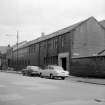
xmin=39 ymin=65 xmax=69 ymax=80
xmin=7 ymin=67 xmax=14 ymax=71
xmin=21 ymin=66 xmax=41 ymax=76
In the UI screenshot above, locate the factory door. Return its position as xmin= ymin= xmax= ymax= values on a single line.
xmin=58 ymin=52 xmax=69 ymax=71
xmin=61 ymin=57 xmax=67 ymax=70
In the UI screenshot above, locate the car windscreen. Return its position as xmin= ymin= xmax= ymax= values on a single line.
xmin=53 ymin=66 xmax=63 ymax=70
xmin=30 ymin=66 xmax=39 ymax=69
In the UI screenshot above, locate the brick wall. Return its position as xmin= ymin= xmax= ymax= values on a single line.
xmin=71 ymin=56 xmax=105 ymax=78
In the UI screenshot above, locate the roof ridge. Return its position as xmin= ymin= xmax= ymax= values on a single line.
xmin=28 ymin=16 xmax=95 ymax=45
xmin=16 ymin=16 xmax=97 ymax=48
xmin=100 ymin=20 xmax=105 ymax=22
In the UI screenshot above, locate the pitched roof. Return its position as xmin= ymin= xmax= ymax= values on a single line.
xmin=99 ymin=20 xmax=105 ymax=28
xmin=14 ymin=16 xmax=98 ymax=50
xmin=27 ymin=16 xmax=95 ymax=46
xmin=12 ymin=41 xmax=27 ymax=51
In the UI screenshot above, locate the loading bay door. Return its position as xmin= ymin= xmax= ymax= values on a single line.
xmin=58 ymin=52 xmax=69 ymax=71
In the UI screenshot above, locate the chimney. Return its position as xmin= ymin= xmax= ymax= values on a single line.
xmin=8 ymin=44 xmax=10 ymax=47
xmin=41 ymin=32 xmax=45 ymax=37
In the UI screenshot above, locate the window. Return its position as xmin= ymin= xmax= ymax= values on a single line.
xmin=44 ymin=57 xmax=47 ymax=64
xmin=53 ymin=56 xmax=58 ymax=64
xmin=48 ymin=39 xmax=53 ymax=49
xmin=29 ymin=44 xmax=35 ymax=55
xmin=32 ymin=45 xmax=34 ymax=53
xmin=61 ymin=35 xmax=65 ymax=48
xmin=29 ymin=46 xmax=31 ymax=55
xmin=34 ymin=44 xmax=36 ymax=52
xmin=48 ymin=41 xmax=51 ymax=49
xmin=53 ymin=38 xmax=58 ymax=48
xmin=49 ymin=66 xmax=53 ymax=70
xmin=43 ymin=42 xmax=46 ymax=48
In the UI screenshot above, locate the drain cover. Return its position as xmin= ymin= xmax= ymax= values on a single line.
xmin=94 ymin=99 xmax=105 ymax=102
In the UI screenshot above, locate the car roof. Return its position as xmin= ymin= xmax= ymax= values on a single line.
xmin=47 ymin=65 xmax=62 ymax=67
xmin=27 ymin=65 xmax=38 ymax=67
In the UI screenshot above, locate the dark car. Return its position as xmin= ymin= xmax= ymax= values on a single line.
xmin=22 ymin=66 xmax=41 ymax=76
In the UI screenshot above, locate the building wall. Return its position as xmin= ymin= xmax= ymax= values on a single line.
xmin=10 ymin=46 xmax=29 ymax=70
xmin=72 ymin=17 xmax=105 ymax=58
xmin=28 ymin=31 xmax=73 ymax=69
xmin=39 ymin=32 xmax=73 ymax=69
xmin=70 ymin=17 xmax=105 ymax=77
xmin=71 ymin=56 xmax=105 ymax=77
xmin=0 ymin=54 xmax=8 ymax=70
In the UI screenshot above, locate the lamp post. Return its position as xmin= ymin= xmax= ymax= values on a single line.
xmin=16 ymin=31 xmax=19 ymax=70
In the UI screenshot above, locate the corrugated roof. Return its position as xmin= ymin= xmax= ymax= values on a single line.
xmin=12 ymin=41 xmax=27 ymax=51
xmin=13 ymin=16 xmax=96 ymax=50
xmin=27 ymin=17 xmax=94 ymax=46
xmin=28 ymin=25 xmax=78 ymax=45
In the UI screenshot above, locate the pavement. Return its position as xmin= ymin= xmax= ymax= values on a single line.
xmin=68 ymin=76 xmax=105 ymax=85
xmin=1 ymin=70 xmax=22 ymax=74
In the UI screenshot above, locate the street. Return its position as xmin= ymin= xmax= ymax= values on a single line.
xmin=0 ymin=72 xmax=105 ymax=105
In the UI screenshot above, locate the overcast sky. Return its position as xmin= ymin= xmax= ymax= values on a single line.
xmin=0 ymin=0 xmax=105 ymax=46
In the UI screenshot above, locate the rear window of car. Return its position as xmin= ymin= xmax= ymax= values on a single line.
xmin=53 ymin=66 xmax=63 ymax=70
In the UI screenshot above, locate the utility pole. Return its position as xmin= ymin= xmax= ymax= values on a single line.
xmin=16 ymin=31 xmax=19 ymax=70
xmin=5 ymin=31 xmax=19 ymax=70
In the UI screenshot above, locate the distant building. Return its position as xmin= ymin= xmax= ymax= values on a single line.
xmin=6 ymin=41 xmax=28 ymax=70
xmin=0 ymin=46 xmax=10 ymax=70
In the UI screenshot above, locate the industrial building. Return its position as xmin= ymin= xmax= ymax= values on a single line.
xmin=7 ymin=17 xmax=105 ymax=77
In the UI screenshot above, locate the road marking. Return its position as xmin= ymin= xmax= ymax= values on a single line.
xmin=0 ymin=94 xmax=23 ymax=101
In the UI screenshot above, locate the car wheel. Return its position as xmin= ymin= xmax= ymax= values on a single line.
xmin=28 ymin=73 xmax=32 ymax=76
xmin=50 ymin=74 xmax=54 ymax=79
xmin=22 ymin=73 xmax=24 ymax=76
xmin=24 ymin=72 xmax=27 ymax=76
xmin=61 ymin=77 xmax=65 ymax=80
xmin=40 ymin=73 xmax=43 ymax=78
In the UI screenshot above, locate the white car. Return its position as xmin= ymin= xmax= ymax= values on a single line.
xmin=22 ymin=66 xmax=41 ymax=76
xmin=39 ymin=65 xmax=69 ymax=79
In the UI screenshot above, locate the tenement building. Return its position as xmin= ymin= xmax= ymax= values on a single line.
xmin=7 ymin=17 xmax=105 ymax=77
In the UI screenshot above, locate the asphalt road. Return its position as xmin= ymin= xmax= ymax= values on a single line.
xmin=0 ymin=72 xmax=105 ymax=105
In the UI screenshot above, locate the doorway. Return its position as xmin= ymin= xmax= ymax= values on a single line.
xmin=61 ymin=57 xmax=67 ymax=70
xmin=58 ymin=52 xmax=69 ymax=71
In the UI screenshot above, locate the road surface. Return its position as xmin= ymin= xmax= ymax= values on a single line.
xmin=0 ymin=72 xmax=105 ymax=105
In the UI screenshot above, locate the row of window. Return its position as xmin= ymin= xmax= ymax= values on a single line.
xmin=29 ymin=35 xmax=66 ymax=54
xmin=44 ymin=56 xmax=58 ymax=65
xmin=9 ymin=35 xmax=66 ymax=57
xmin=10 ymin=60 xmax=30 ymax=66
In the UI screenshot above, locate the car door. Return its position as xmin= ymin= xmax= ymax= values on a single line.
xmin=41 ymin=67 xmax=46 ymax=76
xmin=48 ymin=66 xmax=55 ymax=76
xmin=46 ymin=66 xmax=54 ymax=77
xmin=46 ymin=66 xmax=51 ymax=76
xmin=44 ymin=66 xmax=49 ymax=76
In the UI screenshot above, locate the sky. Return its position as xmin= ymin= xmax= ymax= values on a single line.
xmin=0 ymin=0 xmax=105 ymax=46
